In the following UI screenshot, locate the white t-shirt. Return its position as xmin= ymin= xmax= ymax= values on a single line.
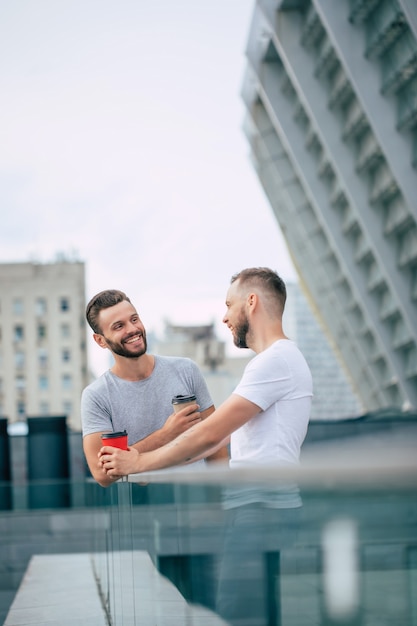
xmin=230 ymin=339 xmax=313 ymax=468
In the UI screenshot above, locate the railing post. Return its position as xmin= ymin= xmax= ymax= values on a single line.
xmin=0 ymin=417 xmax=12 ymax=510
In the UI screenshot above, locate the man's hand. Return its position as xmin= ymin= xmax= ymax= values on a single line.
xmin=99 ymin=445 xmax=140 ymax=477
xmin=157 ymin=403 xmax=202 ymax=443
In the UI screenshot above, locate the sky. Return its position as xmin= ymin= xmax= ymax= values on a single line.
xmin=0 ymin=0 xmax=296 ymax=375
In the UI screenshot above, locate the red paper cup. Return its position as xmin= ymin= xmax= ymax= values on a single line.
xmin=101 ymin=430 xmax=128 ymax=450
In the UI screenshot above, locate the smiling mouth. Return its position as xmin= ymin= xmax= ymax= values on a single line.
xmin=124 ymin=333 xmax=142 ymax=344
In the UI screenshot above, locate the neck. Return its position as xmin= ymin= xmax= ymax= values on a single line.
xmin=111 ymin=353 xmax=155 ymax=381
xmin=249 ymin=322 xmax=287 ymax=354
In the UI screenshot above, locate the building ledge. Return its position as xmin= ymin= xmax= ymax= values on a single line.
xmin=4 ymin=552 xmax=228 ymax=626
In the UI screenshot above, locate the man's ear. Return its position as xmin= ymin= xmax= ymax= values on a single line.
xmin=93 ymin=333 xmax=108 ymax=349
xmin=247 ymin=292 xmax=258 ymax=311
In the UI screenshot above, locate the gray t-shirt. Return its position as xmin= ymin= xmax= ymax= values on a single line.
xmin=81 ymin=355 xmax=213 ymax=446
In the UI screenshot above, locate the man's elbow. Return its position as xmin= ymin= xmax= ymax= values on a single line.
xmin=87 ymin=465 xmax=114 ymax=488
xmin=96 ymin=476 xmax=112 ymax=488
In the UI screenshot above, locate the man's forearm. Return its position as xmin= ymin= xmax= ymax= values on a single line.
xmin=141 ymin=421 xmax=222 ymax=470
xmin=130 ymin=427 xmax=173 ymax=453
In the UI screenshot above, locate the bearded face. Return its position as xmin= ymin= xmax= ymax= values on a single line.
xmin=233 ymin=310 xmax=250 ymax=349
xmin=103 ymin=329 xmax=147 ymax=359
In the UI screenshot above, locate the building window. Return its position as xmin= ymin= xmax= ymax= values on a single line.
xmin=35 ymin=297 xmax=47 ymax=316
xmin=61 ymin=323 xmax=70 ymax=338
xmin=17 ymin=401 xmax=25 ymax=418
xmin=14 ymin=326 xmax=24 ymax=342
xmin=62 ymin=348 xmax=71 ymax=363
xmin=63 ymin=400 xmax=72 ymax=416
xmin=37 ymin=325 xmax=47 ymax=340
xmin=38 ymin=348 xmax=48 ymax=368
xmin=15 ymin=376 xmax=25 ymax=390
xmin=15 ymin=351 xmax=25 ymax=369
xmin=39 ymin=375 xmax=48 ymax=390
xmin=13 ymin=298 xmax=24 ymax=315
xmin=60 ymin=297 xmax=70 ymax=312
xmin=62 ymin=374 xmax=72 ymax=390
xmin=39 ymin=401 xmax=49 ymax=415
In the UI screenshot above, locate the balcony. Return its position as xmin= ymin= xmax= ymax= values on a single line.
xmin=381 ymin=31 xmax=417 ymax=96
xmin=349 ymin=0 xmax=381 ymax=25
xmin=356 ymin=132 xmax=383 ymax=173
xmin=369 ymin=163 xmax=398 ymax=205
xmin=397 ymin=228 xmax=417 ymax=269
xmin=300 ymin=5 xmax=323 ymax=49
xmin=342 ymin=98 xmax=368 ymax=140
xmin=397 ymin=77 xmax=417 ymax=130
xmin=365 ymin=2 xmax=407 ymax=60
xmin=383 ymin=194 xmax=413 ymax=237
xmin=314 ymin=38 xmax=337 ymax=80
xmin=328 ymin=68 xmax=353 ymax=110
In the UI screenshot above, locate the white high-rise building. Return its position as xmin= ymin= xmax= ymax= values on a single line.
xmin=242 ymin=0 xmax=417 ymax=412
xmin=285 ymin=282 xmax=363 ymax=419
xmin=0 ymin=261 xmax=88 ymax=430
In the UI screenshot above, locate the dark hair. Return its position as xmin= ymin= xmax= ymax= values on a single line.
xmin=231 ymin=267 xmax=287 ymax=312
xmin=86 ymin=290 xmax=131 ymax=334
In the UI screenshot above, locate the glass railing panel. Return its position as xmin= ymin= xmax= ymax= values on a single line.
xmin=98 ymin=445 xmax=416 ymax=626
xmin=105 ymin=480 xmax=135 ymax=625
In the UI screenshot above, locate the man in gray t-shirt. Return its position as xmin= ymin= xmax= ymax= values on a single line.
xmin=82 ymin=289 xmax=228 ymax=487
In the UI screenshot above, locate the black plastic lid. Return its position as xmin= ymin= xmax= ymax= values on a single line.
xmin=172 ymin=394 xmax=196 ymax=404
xmin=101 ymin=430 xmax=127 ymax=438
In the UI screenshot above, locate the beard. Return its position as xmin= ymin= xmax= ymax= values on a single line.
xmin=104 ymin=330 xmax=147 ymax=359
xmin=233 ymin=314 xmax=250 ymax=349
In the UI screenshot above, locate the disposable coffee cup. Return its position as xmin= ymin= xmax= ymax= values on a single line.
xmin=101 ymin=430 xmax=128 ymax=450
xmin=172 ymin=394 xmax=197 ymax=414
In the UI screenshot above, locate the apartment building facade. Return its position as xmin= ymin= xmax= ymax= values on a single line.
xmin=0 ymin=261 xmax=88 ymax=430
xmin=242 ymin=0 xmax=417 ymax=412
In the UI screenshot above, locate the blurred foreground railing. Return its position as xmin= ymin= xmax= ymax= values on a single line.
xmin=88 ymin=441 xmax=417 ymax=626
